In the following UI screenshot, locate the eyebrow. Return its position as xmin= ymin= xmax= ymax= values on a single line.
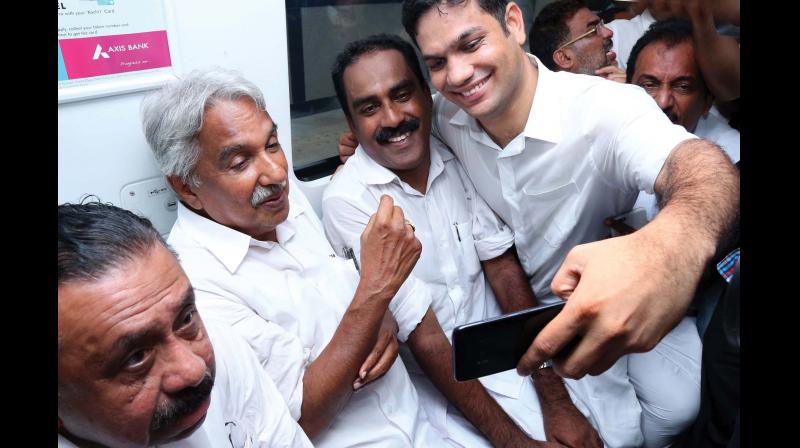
xmin=217 ymin=122 xmax=278 ymax=165
xmin=636 ymin=74 xmax=661 ymax=83
xmin=669 ymin=76 xmax=697 ymax=84
xmin=350 ymin=78 xmax=416 ymax=112
xmin=104 ymin=288 xmax=196 ymax=365
xmin=423 ymin=26 xmax=483 ymax=60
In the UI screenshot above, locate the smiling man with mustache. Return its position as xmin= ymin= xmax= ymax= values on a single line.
xmin=142 ymin=67 xmax=446 ymax=446
xmin=58 ymin=201 xmax=310 ymax=447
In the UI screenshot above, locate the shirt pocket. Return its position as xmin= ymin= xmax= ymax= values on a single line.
xmin=453 ymin=219 xmax=483 ymax=283
xmin=522 ymin=182 xmax=580 ymax=248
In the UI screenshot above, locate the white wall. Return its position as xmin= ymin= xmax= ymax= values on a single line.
xmin=58 ymin=0 xmax=326 ymax=231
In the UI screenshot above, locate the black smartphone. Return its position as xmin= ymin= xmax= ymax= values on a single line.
xmin=452 ymin=301 xmax=565 ymax=381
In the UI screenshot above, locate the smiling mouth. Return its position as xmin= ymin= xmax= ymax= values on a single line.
xmin=387 ymin=131 xmax=412 ymax=144
xmin=459 ymin=76 xmax=489 ymax=98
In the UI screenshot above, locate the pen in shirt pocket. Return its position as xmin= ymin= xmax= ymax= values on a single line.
xmin=453 ymin=222 xmax=462 ymax=242
xmin=342 ymin=246 xmax=360 ymax=273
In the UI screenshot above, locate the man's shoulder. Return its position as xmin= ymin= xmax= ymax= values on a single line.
xmin=322 ymin=167 xmax=376 ymax=228
xmin=432 ymin=92 xmax=465 ymax=124
xmin=324 ymin=155 xmax=368 ymax=201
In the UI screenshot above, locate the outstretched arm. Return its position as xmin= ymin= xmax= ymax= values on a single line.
xmin=518 ymin=138 xmax=738 ymax=378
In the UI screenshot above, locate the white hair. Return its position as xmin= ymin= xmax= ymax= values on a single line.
xmin=140 ymin=67 xmax=267 ymax=186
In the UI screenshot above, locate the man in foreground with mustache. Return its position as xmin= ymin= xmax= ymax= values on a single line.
xmin=58 ymin=201 xmax=311 ymax=447
xmin=142 ymin=67 xmax=461 ymax=446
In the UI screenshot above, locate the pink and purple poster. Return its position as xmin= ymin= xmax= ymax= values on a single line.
xmin=58 ymin=0 xmax=174 ymax=101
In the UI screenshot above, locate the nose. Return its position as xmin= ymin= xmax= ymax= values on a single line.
xmin=446 ymin=55 xmax=475 ymax=90
xmin=653 ymin=86 xmax=674 ymax=112
xmin=162 ymin=339 xmax=207 ymax=395
xmin=600 ymin=25 xmax=613 ymax=39
xmin=381 ymin=102 xmax=404 ymax=129
xmin=256 ymin=150 xmax=287 ymax=187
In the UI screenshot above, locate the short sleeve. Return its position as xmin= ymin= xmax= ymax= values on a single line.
xmin=322 ymin=188 xmax=431 ymax=342
xmin=585 ymin=82 xmax=696 ymax=194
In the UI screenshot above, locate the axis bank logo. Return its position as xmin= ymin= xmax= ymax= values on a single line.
xmin=92 ymin=42 xmax=151 ymax=60
xmin=92 ymin=44 xmax=109 ymax=60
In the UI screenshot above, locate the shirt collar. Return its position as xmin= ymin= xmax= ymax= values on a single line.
xmin=354 ymin=140 xmax=451 ymax=193
xmin=174 ymin=187 xmax=306 ymax=273
xmin=353 ymin=145 xmax=400 ymax=186
xmin=523 ymin=54 xmax=562 ymax=144
xmin=640 ymin=9 xmax=656 ymax=25
xmin=448 ymin=53 xmax=562 ymax=146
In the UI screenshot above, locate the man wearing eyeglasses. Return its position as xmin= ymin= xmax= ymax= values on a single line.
xmin=530 ymin=0 xmax=627 ymax=82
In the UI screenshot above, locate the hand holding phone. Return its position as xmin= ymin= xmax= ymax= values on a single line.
xmin=452 ymin=301 xmax=566 ymax=381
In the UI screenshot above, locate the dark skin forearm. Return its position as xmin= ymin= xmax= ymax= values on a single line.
xmin=482 ymin=246 xmax=539 ymax=311
xmin=482 ymin=247 xmax=578 ymax=408
xmin=408 ymin=308 xmax=539 ymax=447
xmin=298 ymin=284 xmax=392 ymax=438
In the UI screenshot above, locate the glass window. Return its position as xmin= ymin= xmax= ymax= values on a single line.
xmin=285 ymin=0 xmax=410 ymax=180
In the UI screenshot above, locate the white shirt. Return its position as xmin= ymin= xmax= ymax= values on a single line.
xmin=168 ymin=185 xmax=442 ymax=447
xmin=606 ymin=9 xmax=656 ymax=70
xmin=58 ymin=321 xmax=312 ymax=448
xmin=323 ymin=138 xmax=537 ymax=445
xmin=432 ymin=54 xmax=695 ymax=303
xmin=321 ymin=138 xmax=646 ymax=447
xmin=634 ymin=108 xmax=740 ymax=220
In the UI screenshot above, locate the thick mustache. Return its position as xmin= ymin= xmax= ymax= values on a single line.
xmin=665 ymin=111 xmax=679 ymax=124
xmin=251 ymin=180 xmax=287 ymax=208
xmin=150 ymin=372 xmax=214 ymax=433
xmin=375 ymin=117 xmax=420 ymax=145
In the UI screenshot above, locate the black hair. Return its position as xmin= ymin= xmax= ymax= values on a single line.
xmin=402 ymin=0 xmax=510 ymax=47
xmin=626 ymin=19 xmax=695 ymax=83
xmin=529 ymin=0 xmax=588 ymax=70
xmin=331 ymin=33 xmax=429 ymax=118
xmin=58 ymin=197 xmax=169 ymax=285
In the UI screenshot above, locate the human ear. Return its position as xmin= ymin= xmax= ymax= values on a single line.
xmin=168 ymin=175 xmax=204 ymax=211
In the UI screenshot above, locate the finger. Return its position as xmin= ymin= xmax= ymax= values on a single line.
xmin=360 ymin=338 xmax=398 ymax=386
xmin=391 ymin=203 xmax=406 ymax=227
xmin=594 ymin=66 xmax=614 ymax=75
xmin=585 ymin=343 xmax=628 ymax=376
xmin=516 ymin=302 xmax=586 ymax=376
xmin=610 ymin=74 xmax=627 ymax=84
xmin=551 ymin=314 xmax=617 ymax=379
xmin=375 ymin=195 xmax=395 ymax=224
xmin=358 ymin=345 xmax=382 ymax=381
xmin=338 ymin=131 xmax=357 ymax=147
xmin=550 ymin=249 xmax=587 ymax=299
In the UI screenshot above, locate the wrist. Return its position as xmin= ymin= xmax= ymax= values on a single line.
xmin=635 ymin=216 xmax=715 ymax=273
xmin=352 ymin=281 xmax=394 ymax=308
xmin=531 ymin=368 xmax=572 ymax=404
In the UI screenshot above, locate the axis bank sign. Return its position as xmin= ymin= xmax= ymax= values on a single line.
xmin=59 ymin=30 xmax=171 ymax=80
